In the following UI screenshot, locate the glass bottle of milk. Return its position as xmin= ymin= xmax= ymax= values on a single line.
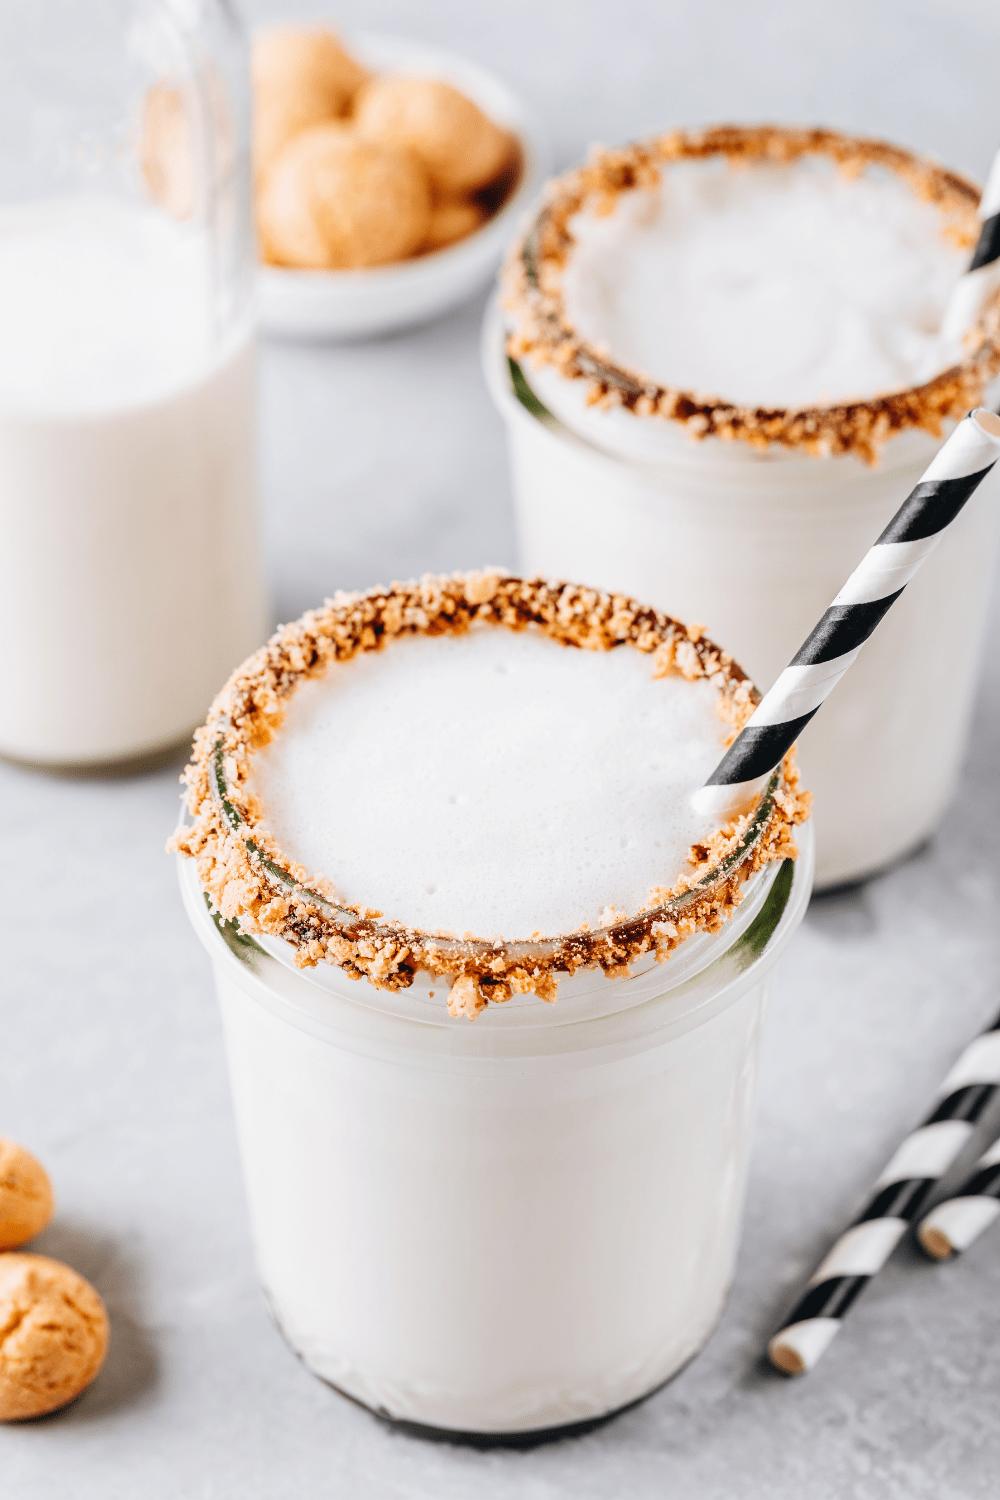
xmin=0 ymin=0 xmax=268 ymax=768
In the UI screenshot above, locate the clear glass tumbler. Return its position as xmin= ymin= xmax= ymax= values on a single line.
xmin=0 ymin=0 xmax=267 ymax=768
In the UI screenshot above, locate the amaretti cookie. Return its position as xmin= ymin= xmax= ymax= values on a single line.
xmin=353 ymin=75 xmax=514 ymax=196
xmin=252 ymin=27 xmax=369 ymax=179
xmin=0 ymin=1138 xmax=53 ymax=1252
xmin=424 ymin=195 xmax=487 ymax=252
xmin=259 ymin=125 xmax=432 ymax=269
xmin=140 ymin=84 xmax=193 ymax=221
xmin=0 ymin=1254 xmax=108 ymax=1421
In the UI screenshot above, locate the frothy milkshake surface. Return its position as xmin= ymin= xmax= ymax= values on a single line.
xmin=246 ymin=625 xmax=725 ymax=940
xmin=561 ymin=156 xmax=966 ymax=408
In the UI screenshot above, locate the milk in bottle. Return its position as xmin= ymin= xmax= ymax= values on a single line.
xmin=0 ymin=1 xmax=266 ymax=767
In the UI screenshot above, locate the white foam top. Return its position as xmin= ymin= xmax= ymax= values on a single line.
xmin=246 ymin=626 xmax=727 ymax=941
xmin=0 ymin=199 xmax=223 ymax=413
xmin=561 ymin=156 xmax=968 ymax=408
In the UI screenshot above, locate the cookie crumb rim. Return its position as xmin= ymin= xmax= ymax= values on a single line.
xmin=502 ymin=124 xmax=1000 ymax=464
xmin=170 ymin=572 xmax=811 ymax=1015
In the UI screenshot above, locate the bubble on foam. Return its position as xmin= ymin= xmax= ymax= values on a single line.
xmin=245 ymin=626 xmax=727 ymax=940
xmin=561 ymin=155 xmax=967 ymax=409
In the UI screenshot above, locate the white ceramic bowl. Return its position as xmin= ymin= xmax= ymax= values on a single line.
xmin=258 ymin=33 xmax=550 ymax=340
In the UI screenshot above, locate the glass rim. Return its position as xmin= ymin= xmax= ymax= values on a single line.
xmin=171 ymin=572 xmax=811 ymax=1012
xmin=503 ymin=122 xmax=1000 ymax=463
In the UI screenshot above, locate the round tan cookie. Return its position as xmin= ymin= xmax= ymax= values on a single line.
xmin=353 ymin=76 xmax=514 ymax=196
xmin=259 ymin=125 xmax=432 ymax=269
xmin=423 ymin=195 xmax=487 ymax=252
xmin=0 ymin=1254 xmax=108 ymax=1420
xmin=139 ymin=84 xmax=192 ymax=220
xmin=0 ymin=1139 xmax=53 ymax=1251
xmin=253 ymin=28 xmax=369 ymax=180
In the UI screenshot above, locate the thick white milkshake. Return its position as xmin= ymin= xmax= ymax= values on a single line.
xmin=245 ymin=627 xmax=731 ymax=939
xmin=492 ymin=127 xmax=1000 ymax=887
xmin=556 ymin=157 xmax=966 ymax=411
xmin=174 ymin=573 xmax=812 ymax=1436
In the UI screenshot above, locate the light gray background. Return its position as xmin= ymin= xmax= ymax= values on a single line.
xmin=4 ymin=2 xmax=1000 ymax=1496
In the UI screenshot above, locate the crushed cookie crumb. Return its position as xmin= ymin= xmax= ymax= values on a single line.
xmin=448 ymin=974 xmax=486 ymax=1020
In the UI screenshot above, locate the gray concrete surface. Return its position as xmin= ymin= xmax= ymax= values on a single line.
xmin=4 ymin=2 xmax=1000 ymax=1495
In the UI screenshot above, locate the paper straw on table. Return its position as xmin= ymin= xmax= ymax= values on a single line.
xmin=917 ymin=1134 xmax=1000 ymax=1260
xmin=692 ymin=409 xmax=1000 ymax=820
xmin=767 ymin=1008 xmax=1000 ymax=1376
xmin=941 ymin=149 xmax=1000 ymax=345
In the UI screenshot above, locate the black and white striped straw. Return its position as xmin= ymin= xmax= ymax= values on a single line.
xmin=768 ymin=1008 xmax=1000 ymax=1375
xmin=918 ymin=1133 xmax=1000 ymax=1261
xmin=941 ymin=148 xmax=1000 ymax=344
xmin=692 ymin=409 xmax=1000 ymax=821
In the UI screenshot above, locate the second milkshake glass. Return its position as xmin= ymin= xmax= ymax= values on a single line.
xmin=486 ymin=128 xmax=1000 ymax=888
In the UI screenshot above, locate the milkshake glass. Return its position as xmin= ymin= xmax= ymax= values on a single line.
xmin=173 ymin=572 xmax=812 ymax=1439
xmin=0 ymin=1 xmax=267 ymax=768
xmin=489 ymin=126 xmax=1000 ymax=888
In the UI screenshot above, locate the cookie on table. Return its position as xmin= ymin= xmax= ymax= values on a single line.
xmin=0 ymin=1254 xmax=108 ymax=1421
xmin=353 ymin=75 xmax=515 ymax=196
xmin=259 ymin=125 xmax=432 ymax=269
xmin=0 ymin=1138 xmax=53 ymax=1251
